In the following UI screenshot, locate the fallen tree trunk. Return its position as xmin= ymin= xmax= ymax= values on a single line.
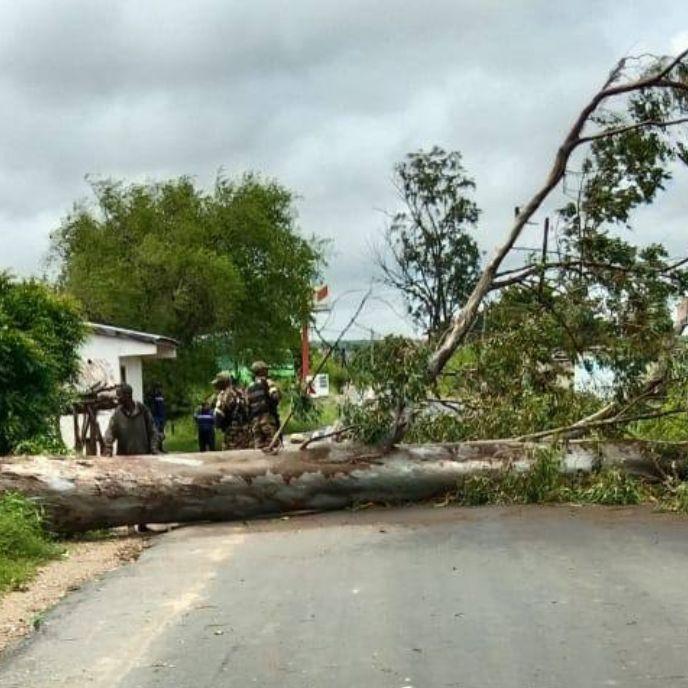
xmin=1 ymin=440 xmax=685 ymax=532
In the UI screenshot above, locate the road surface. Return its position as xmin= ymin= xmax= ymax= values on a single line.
xmin=1 ymin=505 xmax=688 ymax=687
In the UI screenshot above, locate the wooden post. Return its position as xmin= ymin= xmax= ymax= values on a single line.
xmin=85 ymin=406 xmax=98 ymax=456
xmin=73 ymin=406 xmax=83 ymax=453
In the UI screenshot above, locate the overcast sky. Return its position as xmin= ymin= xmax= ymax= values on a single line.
xmin=1 ymin=1 xmax=687 ymax=339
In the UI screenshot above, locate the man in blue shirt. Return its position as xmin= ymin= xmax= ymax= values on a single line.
xmin=194 ymin=401 xmax=216 ymax=452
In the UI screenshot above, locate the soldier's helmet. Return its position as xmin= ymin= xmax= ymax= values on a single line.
xmin=211 ymin=370 xmax=232 ymax=386
xmin=250 ymin=361 xmax=269 ymax=376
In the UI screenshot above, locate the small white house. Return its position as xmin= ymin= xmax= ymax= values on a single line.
xmin=59 ymin=323 xmax=177 ymax=450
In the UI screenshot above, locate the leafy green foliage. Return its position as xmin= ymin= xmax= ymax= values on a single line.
xmin=13 ymin=433 xmax=72 ymax=457
xmin=0 ymin=493 xmax=61 ymax=592
xmin=522 ymin=63 xmax=688 ymax=403
xmin=408 ymin=327 xmax=602 ymax=443
xmin=659 ymin=481 xmax=688 ymax=514
xmin=456 ymin=451 xmax=650 ymax=508
xmin=458 ymin=448 xmax=564 ymax=505
xmin=627 ymin=342 xmax=688 ymax=441
xmin=0 ymin=274 xmax=84 ymax=455
xmin=458 ymin=475 xmax=497 ymax=506
xmin=571 ymin=469 xmax=647 ymax=505
xmin=395 ymin=71 xmax=688 ymax=444
xmin=457 ymin=451 xmax=552 ymax=506
xmin=344 ymin=337 xmax=430 ymax=444
xmin=50 ymin=175 xmax=323 ymax=410
xmin=378 ymin=147 xmax=481 ymax=335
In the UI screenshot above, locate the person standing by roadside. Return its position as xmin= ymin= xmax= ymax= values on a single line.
xmin=246 ymin=361 xmax=281 ymax=449
xmin=103 ymin=383 xmax=159 ymax=533
xmin=214 ymin=374 xmax=251 ymax=450
xmin=103 ymin=384 xmax=159 ymax=457
xmin=150 ymin=383 xmax=167 ymax=451
xmin=194 ymin=401 xmax=216 ymax=452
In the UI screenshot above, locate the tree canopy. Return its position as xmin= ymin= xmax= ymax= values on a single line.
xmin=50 ymin=175 xmax=323 ymax=361
xmin=50 ymin=174 xmax=324 ymax=409
xmin=378 ymin=147 xmax=481 ymax=336
xmin=0 ymin=274 xmax=84 ymax=454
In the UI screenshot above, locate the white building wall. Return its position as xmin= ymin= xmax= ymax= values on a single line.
xmin=79 ymin=334 xmax=156 ymax=397
xmin=120 ymin=356 xmax=144 ymax=402
xmin=60 ymin=332 xmax=163 ymax=451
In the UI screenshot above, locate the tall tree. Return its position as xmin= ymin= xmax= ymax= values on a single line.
xmin=51 ymin=175 xmax=321 ymax=356
xmin=50 ymin=175 xmax=323 ymax=405
xmin=377 ymin=147 xmax=481 ymax=336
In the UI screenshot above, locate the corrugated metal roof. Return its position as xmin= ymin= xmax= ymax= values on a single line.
xmin=87 ymin=322 xmax=178 ymax=348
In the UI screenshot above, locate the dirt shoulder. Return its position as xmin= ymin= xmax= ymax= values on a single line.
xmin=0 ymin=534 xmax=146 ymax=654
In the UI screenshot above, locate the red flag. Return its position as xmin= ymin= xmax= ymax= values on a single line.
xmin=313 ymin=285 xmax=329 ymax=302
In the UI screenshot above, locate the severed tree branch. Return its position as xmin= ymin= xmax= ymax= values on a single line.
xmin=299 ymin=425 xmax=357 ymax=450
xmin=491 ymin=256 xmax=688 ymax=290
xmin=576 ymin=116 xmax=688 ymax=145
xmin=513 ymin=407 xmax=686 ymax=442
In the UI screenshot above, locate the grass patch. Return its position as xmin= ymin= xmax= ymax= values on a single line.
xmin=284 ymin=397 xmax=340 ymax=435
xmin=0 ymin=492 xmax=61 ymax=592
xmin=163 ymin=397 xmax=342 ymax=452
xmin=164 ymin=415 xmax=216 ymax=453
xmin=656 ymin=480 xmax=688 ymax=514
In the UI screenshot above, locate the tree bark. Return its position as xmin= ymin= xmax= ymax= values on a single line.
xmin=0 ymin=440 xmax=683 ymax=532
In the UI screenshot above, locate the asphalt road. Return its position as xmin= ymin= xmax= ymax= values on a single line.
xmin=2 ymin=505 xmax=688 ymax=687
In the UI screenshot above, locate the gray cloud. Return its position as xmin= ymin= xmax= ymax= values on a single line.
xmin=0 ymin=0 xmax=687 ymax=335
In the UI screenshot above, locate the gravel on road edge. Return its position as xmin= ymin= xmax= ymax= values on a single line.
xmin=0 ymin=535 xmax=147 ymax=655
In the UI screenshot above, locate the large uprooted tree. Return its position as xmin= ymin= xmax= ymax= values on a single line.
xmin=4 ymin=48 xmax=688 ymax=532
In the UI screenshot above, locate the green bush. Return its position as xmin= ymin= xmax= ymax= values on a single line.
xmin=459 ymin=475 xmax=496 ymax=506
xmin=0 ymin=274 xmax=84 ymax=455
xmin=572 ymin=469 xmax=647 ymax=505
xmin=12 ymin=431 xmax=70 ymax=456
xmin=0 ymin=493 xmax=60 ymax=591
xmin=658 ymin=481 xmax=688 ymax=513
xmin=456 ymin=450 xmax=653 ymax=508
xmin=344 ymin=336 xmax=430 ymax=444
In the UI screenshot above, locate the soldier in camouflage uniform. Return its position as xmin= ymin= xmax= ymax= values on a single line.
xmin=246 ymin=361 xmax=281 ymax=450
xmin=211 ymin=371 xmax=250 ymax=450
